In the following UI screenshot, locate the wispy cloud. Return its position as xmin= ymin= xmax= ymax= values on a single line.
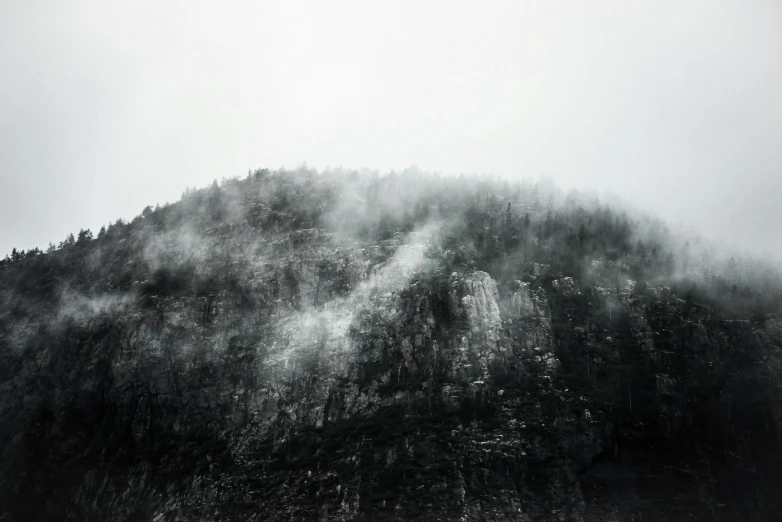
xmin=55 ymin=288 xmax=135 ymax=323
xmin=269 ymin=219 xmax=443 ymax=363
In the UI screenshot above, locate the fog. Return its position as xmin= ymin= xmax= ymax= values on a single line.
xmin=2 ymin=0 xmax=781 ymax=259
xmin=274 ymin=219 xmax=441 ymax=365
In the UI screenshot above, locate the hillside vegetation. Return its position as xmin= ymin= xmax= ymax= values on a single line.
xmin=1 ymin=168 xmax=781 ymax=521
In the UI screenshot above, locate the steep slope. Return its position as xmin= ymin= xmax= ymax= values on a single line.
xmin=1 ymin=169 xmax=781 ymax=521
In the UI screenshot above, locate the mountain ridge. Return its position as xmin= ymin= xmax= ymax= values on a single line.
xmin=1 ymin=168 xmax=781 ymax=520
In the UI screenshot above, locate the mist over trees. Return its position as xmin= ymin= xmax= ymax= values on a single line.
xmin=1 ymin=166 xmax=782 ymax=520
xmin=1 ymin=167 xmax=780 ymax=324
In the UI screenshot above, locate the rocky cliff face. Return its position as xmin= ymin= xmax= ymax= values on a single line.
xmin=1 ymin=172 xmax=781 ymax=521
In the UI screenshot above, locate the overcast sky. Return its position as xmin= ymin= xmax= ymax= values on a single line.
xmin=1 ymin=0 xmax=781 ymax=259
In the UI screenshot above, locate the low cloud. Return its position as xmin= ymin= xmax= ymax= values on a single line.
xmin=270 ymin=219 xmax=443 ymax=364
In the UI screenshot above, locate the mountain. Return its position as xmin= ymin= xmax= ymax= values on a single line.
xmin=1 ymin=168 xmax=781 ymax=521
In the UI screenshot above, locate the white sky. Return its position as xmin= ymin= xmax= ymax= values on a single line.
xmin=1 ymin=0 xmax=781 ymax=258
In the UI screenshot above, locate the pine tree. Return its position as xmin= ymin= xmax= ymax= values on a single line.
xmin=77 ymin=229 xmax=93 ymax=244
xmin=59 ymin=233 xmax=75 ymax=248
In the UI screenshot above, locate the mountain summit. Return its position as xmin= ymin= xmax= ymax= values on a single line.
xmin=1 ymin=168 xmax=781 ymax=521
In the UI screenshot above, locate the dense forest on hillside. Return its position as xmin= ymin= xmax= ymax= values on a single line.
xmin=1 ymin=168 xmax=781 ymax=521
xmin=2 ymin=167 xmax=780 ymax=322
